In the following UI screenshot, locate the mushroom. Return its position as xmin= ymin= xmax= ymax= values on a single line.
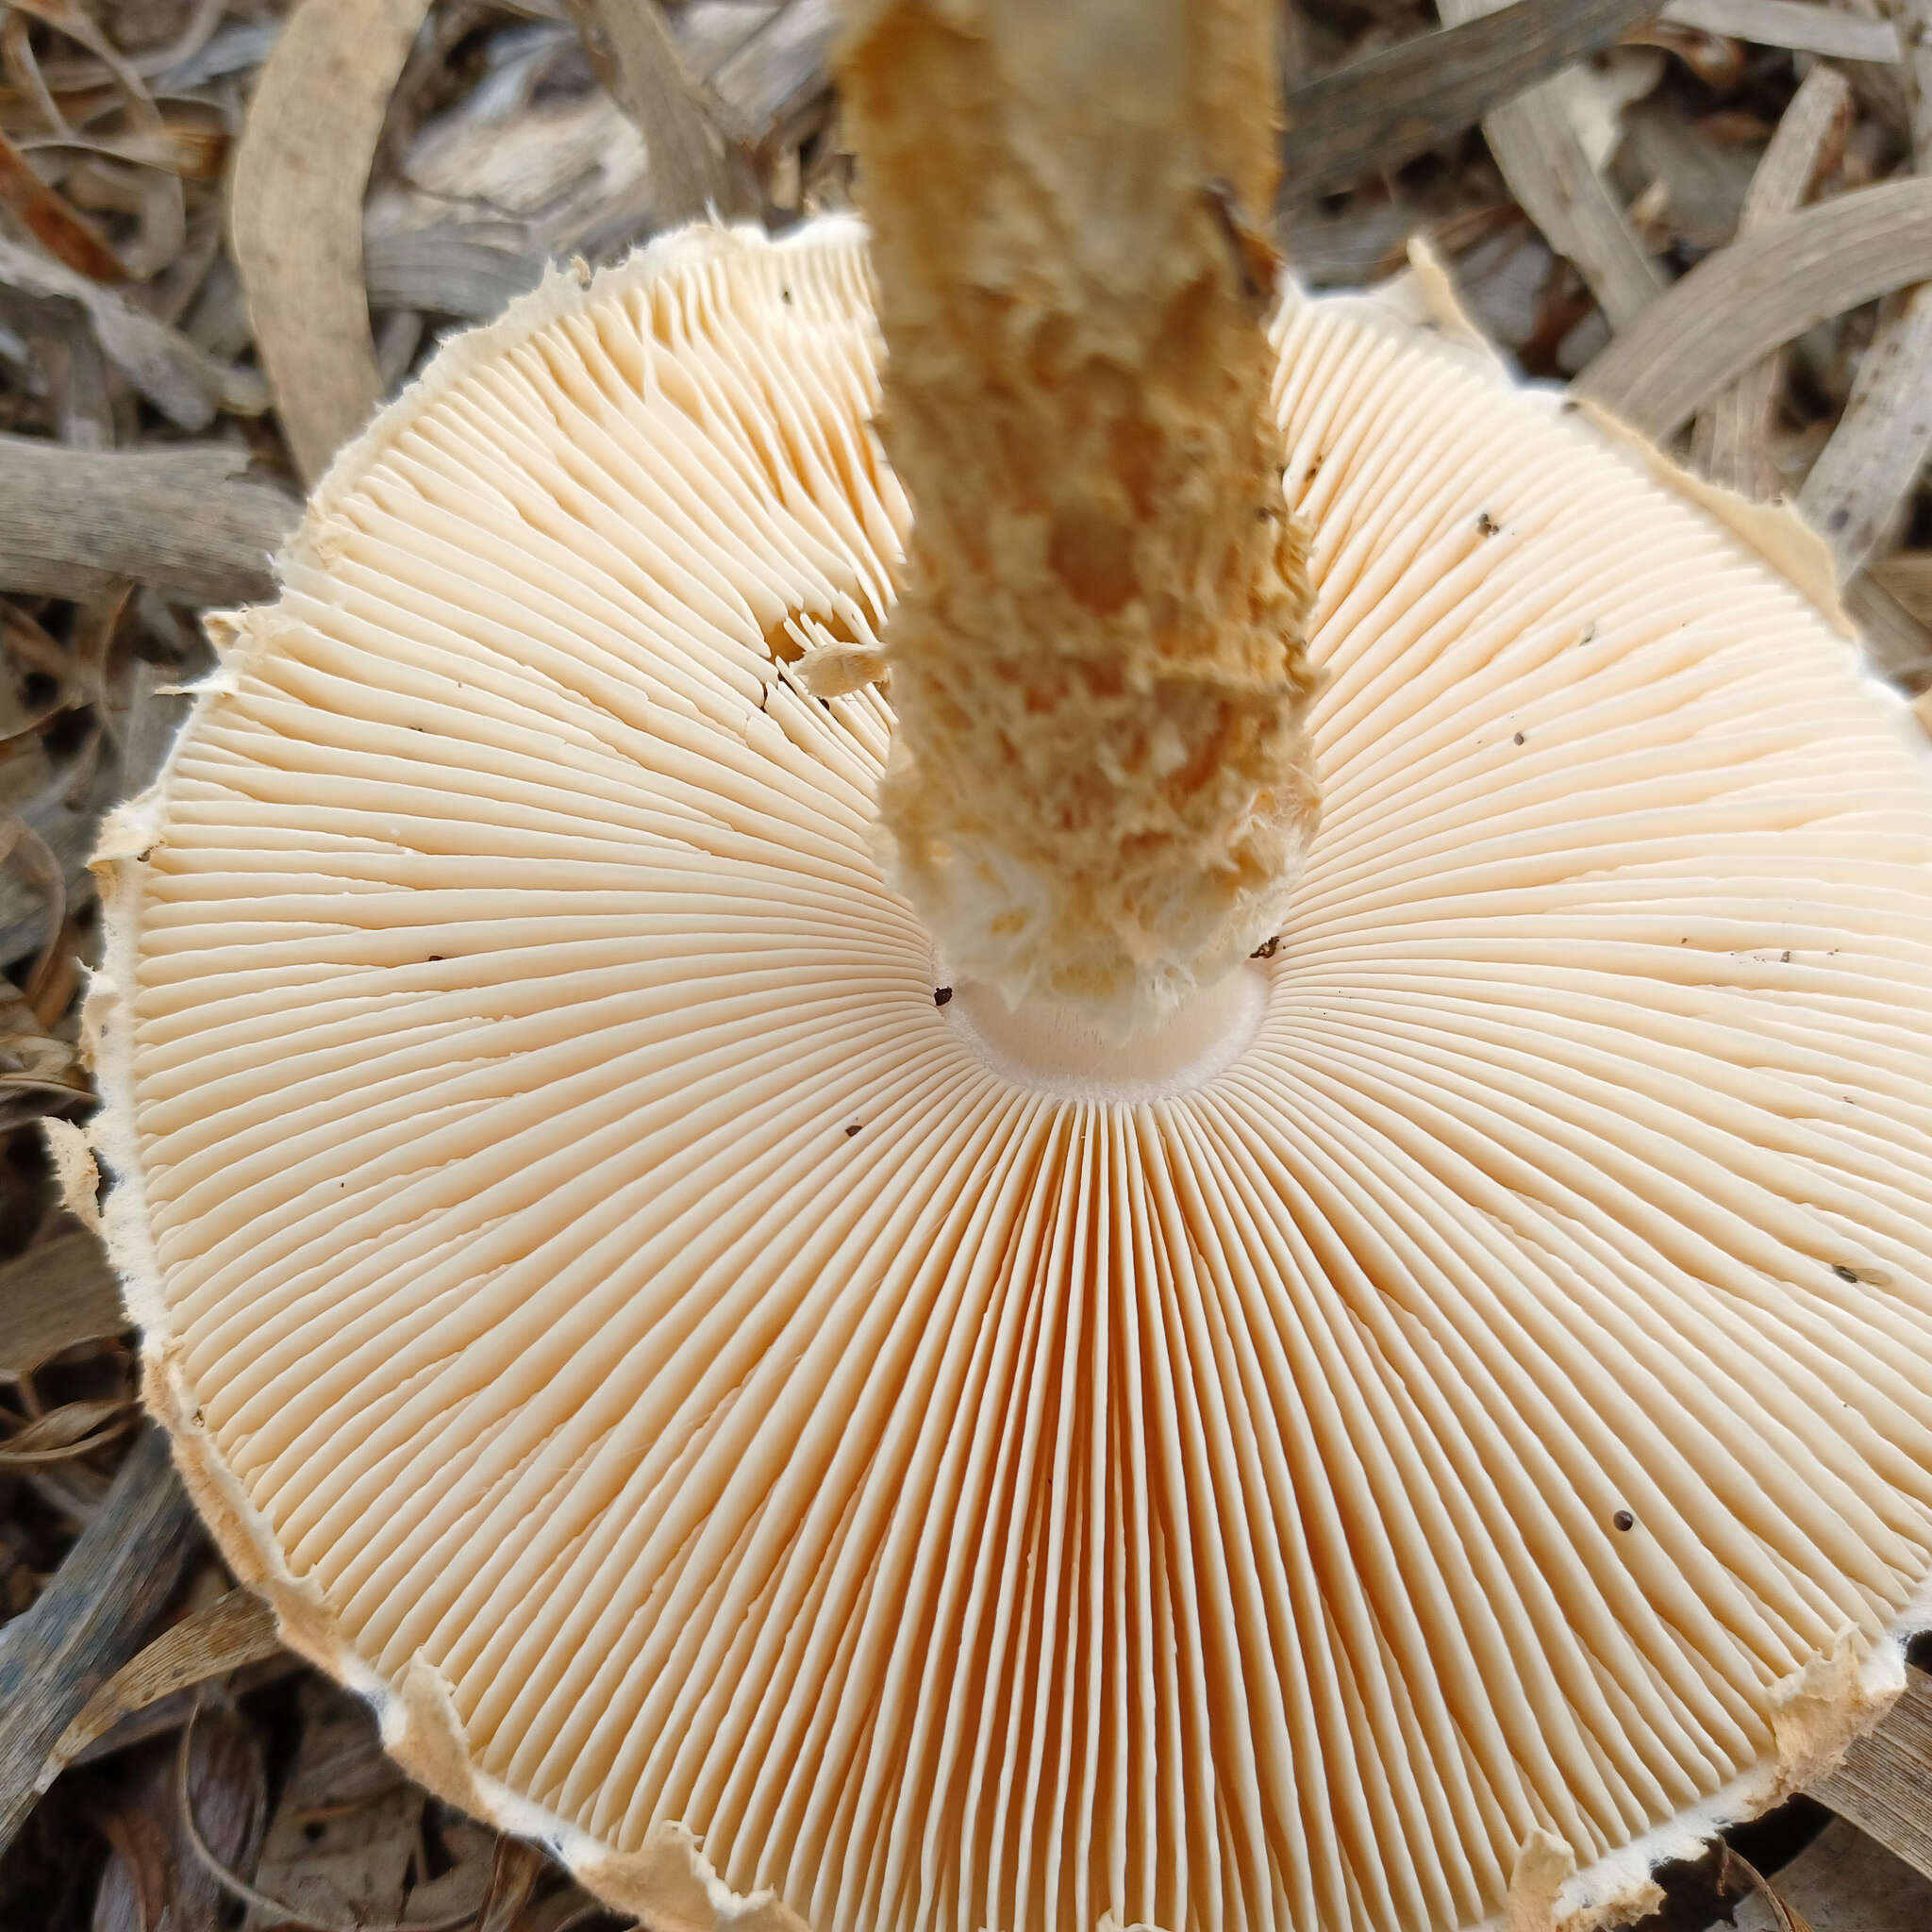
xmin=80 ymin=4 xmax=1932 ymax=1931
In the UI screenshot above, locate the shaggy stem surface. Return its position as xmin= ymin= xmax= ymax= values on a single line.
xmin=841 ymin=0 xmax=1322 ymax=1039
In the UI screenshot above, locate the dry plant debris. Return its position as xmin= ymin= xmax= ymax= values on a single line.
xmin=1443 ymin=0 xmax=1667 ymax=326
xmin=0 ymin=1232 xmax=121 ymax=1379
xmin=1729 ymin=1817 xmax=1932 ymax=1930
xmin=1690 ymin=60 xmax=1850 ymax=494
xmin=1 ymin=0 xmax=1931 ymax=1927
xmin=556 ymin=0 xmax=753 ymax=219
xmin=1812 ymin=1671 xmax=1932 ymax=1877
xmin=1277 ymin=0 xmax=1663 ymax=192
xmin=0 ymin=1426 xmax=191 ymax=1854
xmin=227 ymin=0 xmax=434 ymax=483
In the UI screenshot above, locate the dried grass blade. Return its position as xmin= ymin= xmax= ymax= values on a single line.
xmin=0 ymin=123 xmax=125 ymax=280
xmin=0 ymin=1394 xmax=127 ymax=1442
xmin=4 ymin=12 xmax=71 ymax=137
xmin=1574 ymin=177 xmax=1932 ymax=436
xmin=136 ymin=0 xmax=232 ymax=82
xmin=1792 ymin=0 xmax=1932 ymax=579
xmin=680 ymin=0 xmax=837 ymax=153
xmin=1872 ymin=551 xmax=1932 ymax=622
xmin=1277 ymin=0 xmax=1659 ymax=200
xmin=0 ymin=233 xmax=254 ymax=428
xmin=8 ymin=0 xmax=158 ymax=125
xmin=228 ymin=0 xmax=432 ymax=484
xmin=0 ymin=608 xmax=75 ymax=748
xmin=1432 ymin=0 xmax=1662 ymax=327
xmin=0 ymin=1232 xmax=124 ymax=1377
xmin=21 ymin=124 xmax=231 ymax=185
xmin=1800 ymin=286 xmax=1932 ymax=575
xmin=0 ymin=1426 xmax=192 ymax=1857
xmin=1899 ymin=0 xmax=1932 ymax=158
xmin=0 ymin=1399 xmax=134 ymax=1466
xmin=1662 ymin=0 xmax=1900 ymax=59
xmin=360 ymin=224 xmax=544 ymax=322
xmin=0 ymin=967 xmax=89 ymax=1119
xmin=1719 ymin=1845 xmax=1820 ymax=1931
xmin=477 ymin=1838 xmax=548 ymax=1932
xmin=0 ymin=432 xmax=296 ymax=604
xmin=6 ymin=810 xmax=66 ymax=1010
xmin=40 ymin=1590 xmax=280 ymax=1790
xmin=12 ymin=1 xmax=185 ymax=274
xmin=1692 ymin=64 xmax=1850 ymax=494
xmin=560 ymin=0 xmax=752 ymax=221
xmin=177 ymin=1703 xmax=485 ymax=1932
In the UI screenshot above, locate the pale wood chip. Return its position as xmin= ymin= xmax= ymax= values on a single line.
xmin=558 ymin=0 xmax=754 ymax=223
xmin=0 ymin=1426 xmax=193 ymax=1857
xmin=382 ymin=91 xmax=646 ymax=257
xmin=229 ymin=0 xmax=433 ymax=484
xmin=1435 ymin=0 xmax=1662 ymax=328
xmin=1278 ymin=0 xmax=1660 ymax=201
xmin=794 ymin=640 xmax=886 ymax=697
xmin=1811 ymin=1668 xmax=1932 ymax=1880
xmin=1574 ymin=177 xmax=1932 ymax=436
xmin=0 ymin=434 xmax=295 ymax=604
xmin=1692 ymin=64 xmax=1851 ymax=494
xmin=1663 ymin=0 xmax=1901 ymax=60
xmin=0 ymin=1229 xmax=124 ymax=1381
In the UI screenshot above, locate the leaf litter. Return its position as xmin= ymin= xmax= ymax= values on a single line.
xmin=6 ymin=0 xmax=1932 ymax=1928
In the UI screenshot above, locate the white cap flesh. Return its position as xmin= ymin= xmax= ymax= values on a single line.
xmin=87 ymin=219 xmax=1932 ymax=1932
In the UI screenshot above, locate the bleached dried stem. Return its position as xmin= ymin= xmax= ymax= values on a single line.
xmin=841 ymin=0 xmax=1320 ymax=1038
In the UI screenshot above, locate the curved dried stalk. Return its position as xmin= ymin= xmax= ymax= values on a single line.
xmin=175 ymin=1699 xmax=488 ymax=1932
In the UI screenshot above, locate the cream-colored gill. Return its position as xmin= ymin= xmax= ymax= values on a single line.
xmin=86 ymin=219 xmax=1932 ymax=1932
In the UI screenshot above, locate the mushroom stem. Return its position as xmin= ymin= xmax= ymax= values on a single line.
xmin=841 ymin=0 xmax=1321 ymax=1041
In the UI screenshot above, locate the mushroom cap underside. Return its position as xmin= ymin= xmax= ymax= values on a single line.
xmin=87 ymin=218 xmax=1932 ymax=1932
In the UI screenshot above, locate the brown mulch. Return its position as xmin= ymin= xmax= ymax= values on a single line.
xmin=1 ymin=1 xmax=1931 ymax=1928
